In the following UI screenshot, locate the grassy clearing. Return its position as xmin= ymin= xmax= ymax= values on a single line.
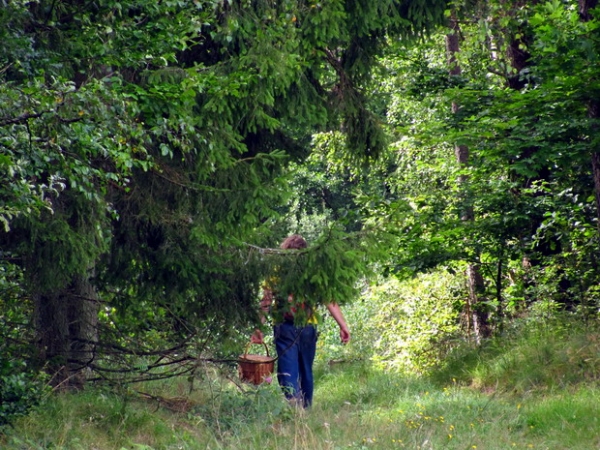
xmin=3 ymin=318 xmax=600 ymax=449
xmin=2 ymin=363 xmax=600 ymax=449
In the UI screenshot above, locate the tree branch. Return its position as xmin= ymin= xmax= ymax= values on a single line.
xmin=0 ymin=111 xmax=47 ymax=126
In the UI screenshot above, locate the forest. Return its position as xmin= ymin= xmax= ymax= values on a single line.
xmin=2 ymin=0 xmax=600 ymax=448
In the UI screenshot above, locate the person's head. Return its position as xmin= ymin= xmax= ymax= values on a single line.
xmin=280 ymin=234 xmax=307 ymax=250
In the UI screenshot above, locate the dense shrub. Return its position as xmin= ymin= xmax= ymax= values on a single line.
xmin=316 ymin=270 xmax=464 ymax=374
xmin=0 ymin=359 xmax=46 ymax=429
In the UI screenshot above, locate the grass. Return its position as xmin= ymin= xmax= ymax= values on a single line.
xmin=3 ymin=367 xmax=600 ymax=450
xmin=3 ymin=320 xmax=600 ymax=449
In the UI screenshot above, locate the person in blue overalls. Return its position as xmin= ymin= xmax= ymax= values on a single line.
xmin=251 ymin=234 xmax=351 ymax=408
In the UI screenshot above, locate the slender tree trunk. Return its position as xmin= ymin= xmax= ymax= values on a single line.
xmin=446 ymin=13 xmax=491 ymax=342
xmin=34 ymin=274 xmax=99 ymax=389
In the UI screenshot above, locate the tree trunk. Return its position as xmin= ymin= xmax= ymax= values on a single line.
xmin=34 ymin=274 xmax=99 ymax=389
xmin=467 ymin=264 xmax=488 ymax=339
xmin=580 ymin=0 xmax=599 ymax=21
xmin=446 ymin=13 xmax=491 ymax=342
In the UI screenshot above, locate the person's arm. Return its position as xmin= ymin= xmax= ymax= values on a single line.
xmin=326 ymin=302 xmax=350 ymax=344
xmin=251 ymin=287 xmax=273 ymax=344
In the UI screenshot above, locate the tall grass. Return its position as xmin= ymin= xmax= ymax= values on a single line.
xmin=433 ymin=314 xmax=600 ymax=393
xmin=3 ymin=319 xmax=600 ymax=450
xmin=4 ymin=278 xmax=600 ymax=450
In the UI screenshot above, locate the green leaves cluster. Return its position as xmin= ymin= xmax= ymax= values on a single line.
xmin=0 ymin=0 xmax=459 ymax=384
xmin=271 ymin=227 xmax=378 ymax=321
xmin=358 ymin=0 xmax=600 ymax=327
xmin=0 ymin=358 xmax=47 ymax=428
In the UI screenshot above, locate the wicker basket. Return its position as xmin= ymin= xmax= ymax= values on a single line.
xmin=238 ymin=342 xmax=275 ymax=385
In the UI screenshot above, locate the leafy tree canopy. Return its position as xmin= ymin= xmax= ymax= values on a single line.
xmin=0 ymin=0 xmax=451 ymax=385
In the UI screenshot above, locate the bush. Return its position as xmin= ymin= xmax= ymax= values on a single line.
xmin=0 ymin=358 xmax=46 ymax=429
xmin=367 ymin=271 xmax=464 ymax=373
xmin=316 ymin=269 xmax=464 ymax=374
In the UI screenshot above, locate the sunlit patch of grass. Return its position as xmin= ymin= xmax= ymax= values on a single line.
xmin=315 ymin=361 xmax=434 ymax=408
xmin=432 ymin=316 xmax=600 ymax=394
xmin=518 ymin=387 xmax=600 ymax=449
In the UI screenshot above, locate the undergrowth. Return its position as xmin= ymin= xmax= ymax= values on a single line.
xmin=2 ymin=316 xmax=600 ymax=450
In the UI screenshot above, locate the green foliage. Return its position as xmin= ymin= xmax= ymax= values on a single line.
xmin=449 ymin=0 xmax=600 ymax=313
xmin=366 ymin=271 xmax=464 ymax=373
xmin=1 ymin=0 xmax=456 ymax=385
xmin=316 ymin=294 xmax=378 ymax=366
xmin=314 ymin=269 xmax=465 ymax=375
xmin=267 ymin=226 xmax=380 ymax=325
xmin=6 ymin=0 xmax=600 ymax=401
xmin=359 ymin=0 xmax=600 ymax=331
xmin=0 ymin=359 xmax=47 ymax=429
xmin=0 ymin=262 xmax=44 ymax=429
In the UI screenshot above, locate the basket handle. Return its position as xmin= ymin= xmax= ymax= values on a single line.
xmin=244 ymin=342 xmax=270 ymax=358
